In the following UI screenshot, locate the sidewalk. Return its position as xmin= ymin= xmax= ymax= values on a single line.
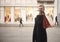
xmin=0 ymin=24 xmax=34 ymax=27
xmin=0 ymin=27 xmax=60 ymax=42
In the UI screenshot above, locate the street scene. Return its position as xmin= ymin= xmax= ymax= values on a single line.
xmin=0 ymin=26 xmax=60 ymax=42
xmin=0 ymin=0 xmax=60 ymax=42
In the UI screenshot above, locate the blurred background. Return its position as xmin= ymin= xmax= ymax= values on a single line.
xmin=0 ymin=0 xmax=59 ymax=27
xmin=0 ymin=0 xmax=60 ymax=42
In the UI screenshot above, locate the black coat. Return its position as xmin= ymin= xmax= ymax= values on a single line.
xmin=33 ymin=15 xmax=47 ymax=42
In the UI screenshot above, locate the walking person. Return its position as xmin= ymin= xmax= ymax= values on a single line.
xmin=55 ymin=16 xmax=58 ymax=26
xmin=19 ymin=18 xmax=23 ymax=27
xmin=32 ymin=5 xmax=51 ymax=42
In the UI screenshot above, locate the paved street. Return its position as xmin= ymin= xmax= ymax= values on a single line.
xmin=0 ymin=27 xmax=60 ymax=42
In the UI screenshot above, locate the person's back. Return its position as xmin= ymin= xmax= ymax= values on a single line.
xmin=55 ymin=16 xmax=58 ymax=25
xmin=20 ymin=18 xmax=22 ymax=24
xmin=19 ymin=18 xmax=23 ymax=27
xmin=55 ymin=16 xmax=57 ymax=22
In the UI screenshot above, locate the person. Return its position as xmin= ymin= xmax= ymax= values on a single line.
xmin=55 ymin=16 xmax=58 ymax=26
xmin=19 ymin=18 xmax=23 ymax=27
xmin=32 ymin=5 xmax=47 ymax=42
xmin=50 ymin=15 xmax=53 ymax=20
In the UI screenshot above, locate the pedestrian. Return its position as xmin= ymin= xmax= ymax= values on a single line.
xmin=32 ymin=5 xmax=49 ymax=42
xmin=19 ymin=18 xmax=23 ymax=27
xmin=55 ymin=16 xmax=58 ymax=26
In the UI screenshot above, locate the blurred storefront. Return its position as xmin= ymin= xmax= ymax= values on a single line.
xmin=0 ymin=0 xmax=57 ymax=26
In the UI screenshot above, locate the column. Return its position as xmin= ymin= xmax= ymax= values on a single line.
xmin=0 ymin=7 xmax=1 ymax=23
xmin=53 ymin=0 xmax=57 ymax=25
xmin=57 ymin=0 xmax=60 ymax=25
xmin=21 ymin=7 xmax=26 ymax=24
xmin=0 ymin=7 xmax=4 ymax=24
xmin=0 ymin=0 xmax=4 ymax=6
xmin=11 ymin=7 xmax=14 ymax=24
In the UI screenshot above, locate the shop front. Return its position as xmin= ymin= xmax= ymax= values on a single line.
xmin=0 ymin=0 xmax=57 ymax=26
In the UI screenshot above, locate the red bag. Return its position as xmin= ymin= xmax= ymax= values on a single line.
xmin=43 ymin=15 xmax=51 ymax=28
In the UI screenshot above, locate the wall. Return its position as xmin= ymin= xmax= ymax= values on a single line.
xmin=57 ymin=0 xmax=60 ymax=26
xmin=0 ymin=0 xmax=37 ymax=24
xmin=0 ymin=0 xmax=37 ymax=6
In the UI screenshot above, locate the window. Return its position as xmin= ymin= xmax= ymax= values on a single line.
xmin=14 ymin=7 xmax=21 ymax=22
xmin=4 ymin=7 xmax=11 ymax=22
xmin=26 ymin=7 xmax=33 ymax=22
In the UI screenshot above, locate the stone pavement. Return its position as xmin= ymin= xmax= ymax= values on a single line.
xmin=0 ymin=27 xmax=60 ymax=42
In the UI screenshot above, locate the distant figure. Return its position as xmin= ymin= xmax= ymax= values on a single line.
xmin=55 ymin=16 xmax=58 ymax=26
xmin=50 ymin=15 xmax=53 ymax=20
xmin=19 ymin=18 xmax=23 ymax=27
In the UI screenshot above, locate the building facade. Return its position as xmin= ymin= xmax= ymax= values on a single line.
xmin=0 ymin=0 xmax=57 ymax=26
